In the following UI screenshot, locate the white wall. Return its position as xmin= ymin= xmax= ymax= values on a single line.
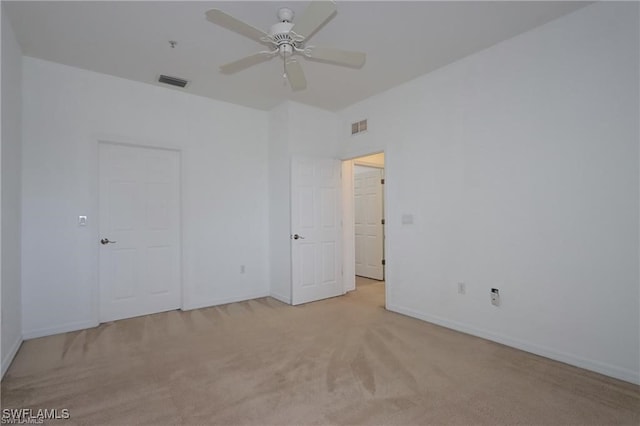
xmin=287 ymin=102 xmax=341 ymax=158
xmin=21 ymin=58 xmax=270 ymax=338
xmin=268 ymin=103 xmax=291 ymax=303
xmin=1 ymin=5 xmax=23 ymax=377
xmin=267 ymin=101 xmax=342 ymax=303
xmin=339 ymin=2 xmax=639 ymax=384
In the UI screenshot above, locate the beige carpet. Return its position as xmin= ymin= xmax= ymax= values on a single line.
xmin=2 ymin=278 xmax=639 ymax=425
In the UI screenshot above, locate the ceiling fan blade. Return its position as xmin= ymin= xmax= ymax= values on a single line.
xmin=286 ymin=59 xmax=307 ymax=91
xmin=220 ymin=52 xmax=276 ymax=74
xmin=205 ymin=9 xmax=268 ymax=44
xmin=305 ymin=47 xmax=366 ymax=68
xmin=292 ymin=0 xmax=337 ymax=40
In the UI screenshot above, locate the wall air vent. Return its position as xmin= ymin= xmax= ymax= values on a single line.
xmin=351 ymin=119 xmax=368 ymax=135
xmin=158 ymin=74 xmax=189 ymax=88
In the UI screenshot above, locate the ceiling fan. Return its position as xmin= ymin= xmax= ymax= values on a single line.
xmin=205 ymin=0 xmax=366 ymax=91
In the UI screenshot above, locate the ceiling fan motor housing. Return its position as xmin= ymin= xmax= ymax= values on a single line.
xmin=277 ymin=7 xmax=294 ymax=23
xmin=269 ymin=21 xmax=301 ymax=57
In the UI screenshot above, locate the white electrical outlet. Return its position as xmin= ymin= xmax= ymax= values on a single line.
xmin=491 ymin=288 xmax=500 ymax=306
xmin=457 ymin=282 xmax=466 ymax=294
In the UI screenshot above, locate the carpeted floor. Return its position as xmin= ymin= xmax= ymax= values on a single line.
xmin=2 ymin=277 xmax=639 ymax=425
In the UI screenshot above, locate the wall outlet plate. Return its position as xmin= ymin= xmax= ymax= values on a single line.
xmin=491 ymin=288 xmax=500 ymax=306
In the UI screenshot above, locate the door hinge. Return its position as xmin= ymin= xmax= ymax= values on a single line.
xmin=381 ymin=218 xmax=385 ymax=225
xmin=381 ymin=178 xmax=385 ymax=184
xmin=381 ymin=259 xmax=386 ymax=266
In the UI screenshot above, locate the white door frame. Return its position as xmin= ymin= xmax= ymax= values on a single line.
xmin=93 ymin=137 xmax=185 ymax=325
xmin=341 ymin=151 xmax=388 ymax=305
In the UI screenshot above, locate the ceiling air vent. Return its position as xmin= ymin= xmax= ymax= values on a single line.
xmin=158 ymin=74 xmax=189 ymax=88
xmin=351 ymin=119 xmax=368 ymax=135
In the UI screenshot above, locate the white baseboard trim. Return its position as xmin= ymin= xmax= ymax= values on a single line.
xmin=1 ymin=336 xmax=23 ymax=379
xmin=22 ymin=320 xmax=99 ymax=340
xmin=386 ymin=303 xmax=640 ymax=385
xmin=269 ymin=292 xmax=291 ymax=305
xmin=183 ymin=291 xmax=270 ymax=311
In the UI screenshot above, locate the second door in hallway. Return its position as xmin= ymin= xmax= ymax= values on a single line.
xmin=355 ymin=167 xmax=384 ymax=280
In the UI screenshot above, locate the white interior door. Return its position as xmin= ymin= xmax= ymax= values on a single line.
xmin=99 ymin=143 xmax=181 ymax=322
xmin=291 ymin=156 xmax=343 ymax=305
xmin=355 ymin=168 xmax=384 ymax=280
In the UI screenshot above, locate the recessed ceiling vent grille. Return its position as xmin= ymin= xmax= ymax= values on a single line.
xmin=158 ymin=74 xmax=189 ymax=88
xmin=351 ymin=119 xmax=368 ymax=135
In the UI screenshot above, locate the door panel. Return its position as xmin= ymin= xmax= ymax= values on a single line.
xmin=99 ymin=143 xmax=181 ymax=322
xmin=146 ymin=246 xmax=173 ymax=294
xmin=321 ymin=242 xmax=336 ymax=282
xmin=354 ymin=168 xmax=384 ymax=280
xmin=113 ymin=249 xmax=136 ymax=299
xmin=291 ymin=157 xmax=343 ymax=305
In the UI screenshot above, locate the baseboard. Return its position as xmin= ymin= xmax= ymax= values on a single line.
xmin=1 ymin=336 xmax=23 ymax=379
xmin=386 ymin=303 xmax=640 ymax=385
xmin=269 ymin=292 xmax=291 ymax=305
xmin=22 ymin=320 xmax=98 ymax=340
xmin=183 ymin=291 xmax=270 ymax=311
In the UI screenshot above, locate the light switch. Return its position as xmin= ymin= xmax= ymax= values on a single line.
xmin=401 ymin=214 xmax=413 ymax=225
xmin=78 ymin=216 xmax=87 ymax=226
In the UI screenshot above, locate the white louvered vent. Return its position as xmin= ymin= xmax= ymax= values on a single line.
xmin=351 ymin=119 xmax=368 ymax=135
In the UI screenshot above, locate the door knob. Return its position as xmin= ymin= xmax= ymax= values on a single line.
xmin=292 ymin=234 xmax=305 ymax=240
xmin=100 ymin=238 xmax=117 ymax=245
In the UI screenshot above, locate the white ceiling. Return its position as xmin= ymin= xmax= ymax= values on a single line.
xmin=4 ymin=1 xmax=589 ymax=111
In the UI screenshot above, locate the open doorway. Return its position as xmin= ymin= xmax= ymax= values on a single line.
xmin=343 ymin=153 xmax=385 ymax=302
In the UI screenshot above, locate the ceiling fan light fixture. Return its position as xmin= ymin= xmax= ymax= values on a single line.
xmin=279 ymin=44 xmax=293 ymax=57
